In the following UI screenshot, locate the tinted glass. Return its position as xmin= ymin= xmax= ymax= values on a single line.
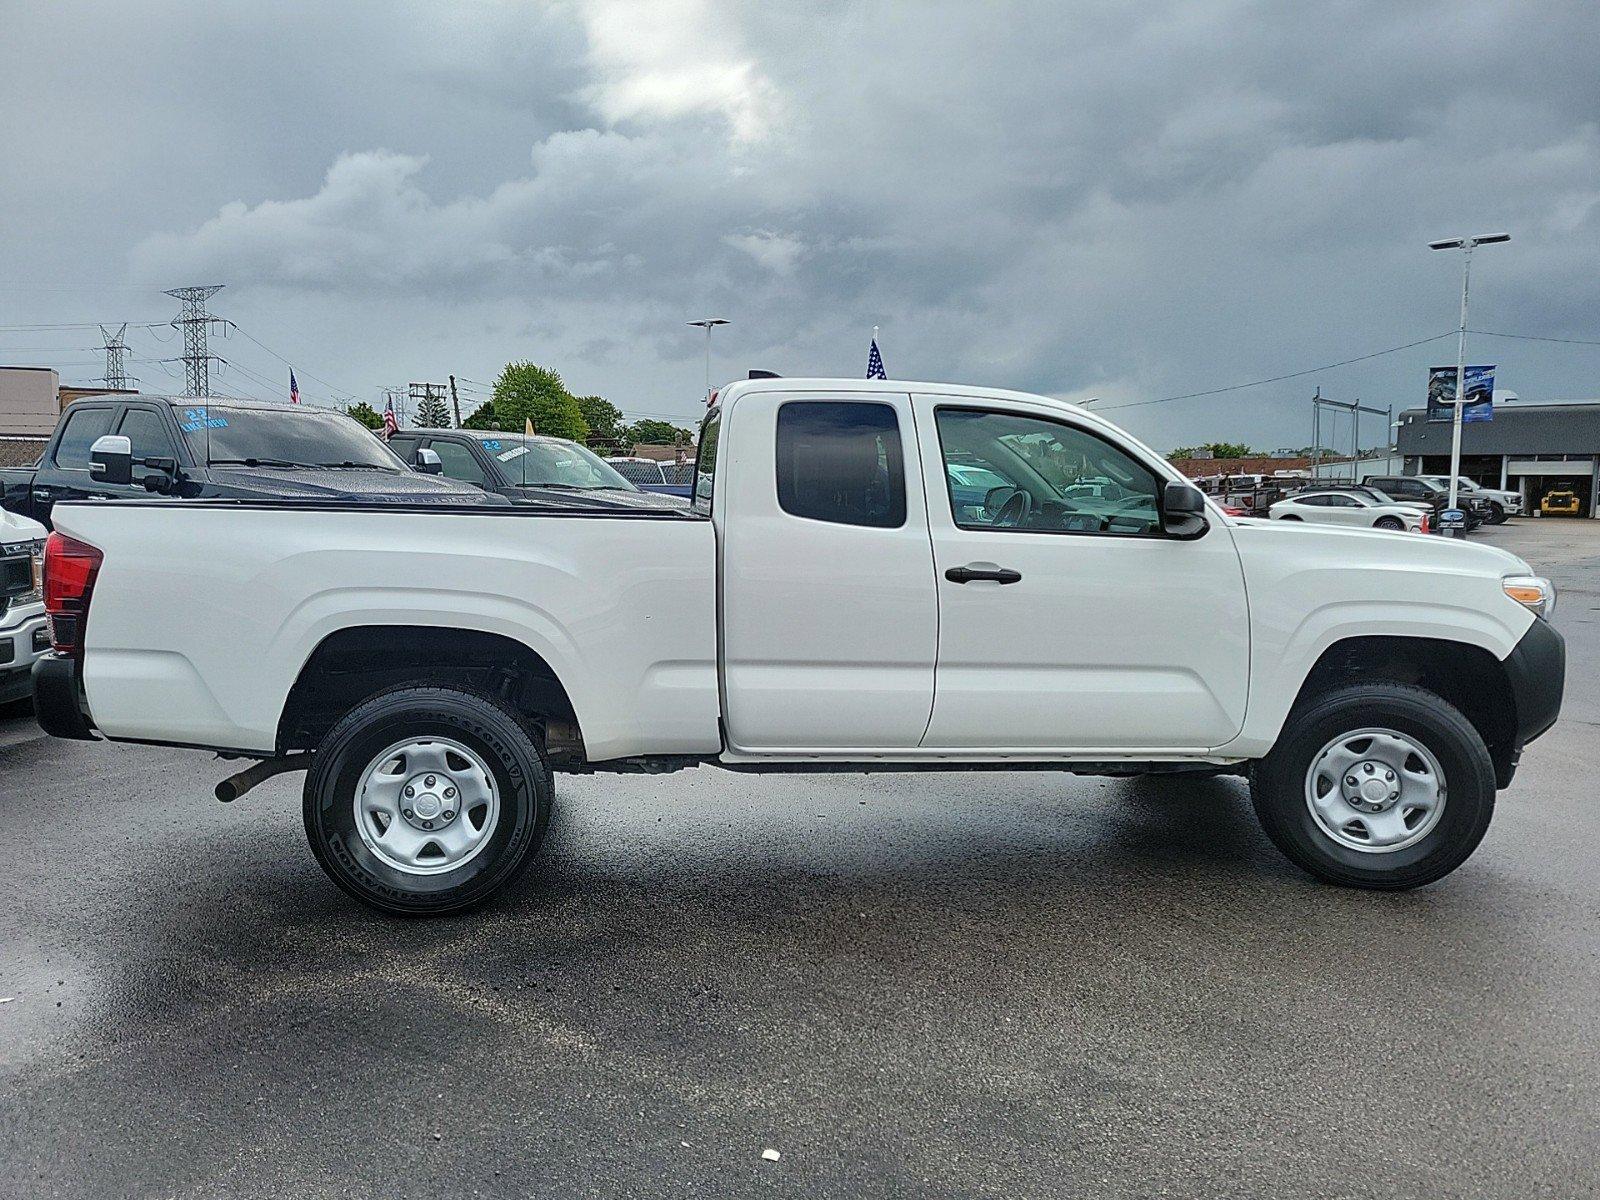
xmin=935 ymin=408 xmax=1161 ymax=535
xmin=693 ymin=413 xmax=720 ymax=514
xmin=608 ymin=460 xmax=668 ymax=486
xmin=184 ymin=406 xmax=403 ymax=470
xmin=117 ymin=408 xmax=175 ymax=461
xmin=387 ymin=434 xmax=422 ymax=461
xmin=776 ymin=402 xmax=905 ymax=528
xmin=1326 ymin=495 xmax=1360 ymax=507
xmin=428 ymin=440 xmax=488 ymax=486
xmin=53 ymin=406 xmax=116 ymax=469
xmin=1297 ymin=494 xmax=1331 ymax=507
xmin=477 ymin=436 xmax=635 ymax=490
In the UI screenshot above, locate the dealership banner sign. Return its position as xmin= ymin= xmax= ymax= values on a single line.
xmin=1427 ymin=364 xmax=1495 ymax=422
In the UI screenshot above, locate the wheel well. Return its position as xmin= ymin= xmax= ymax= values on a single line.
xmin=277 ymin=626 xmax=586 ymax=767
xmin=1292 ymin=636 xmax=1517 ymax=773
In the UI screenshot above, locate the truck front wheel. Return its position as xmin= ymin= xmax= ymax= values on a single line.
xmin=1250 ymin=683 xmax=1495 ymax=889
xmin=303 ymin=686 xmax=552 ymax=915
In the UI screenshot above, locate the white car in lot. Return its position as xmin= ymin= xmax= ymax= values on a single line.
xmin=0 ymin=507 xmax=49 ymax=706
xmin=32 ymin=377 xmax=1565 ymax=914
xmin=1269 ymin=489 xmax=1428 ymax=532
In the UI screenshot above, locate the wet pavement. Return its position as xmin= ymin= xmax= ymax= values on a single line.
xmin=2 ymin=520 xmax=1597 ymax=1199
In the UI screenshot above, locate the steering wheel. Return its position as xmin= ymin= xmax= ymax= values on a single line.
xmin=995 ymin=488 xmax=1033 ymax=529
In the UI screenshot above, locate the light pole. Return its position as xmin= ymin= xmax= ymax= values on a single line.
xmin=687 ymin=318 xmax=730 ymax=397
xmin=1428 ymin=232 xmax=1509 ymax=515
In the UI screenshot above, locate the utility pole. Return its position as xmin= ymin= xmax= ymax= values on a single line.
xmin=164 ymin=284 xmax=225 ymax=397
xmin=449 ymin=375 xmax=461 ymax=427
xmin=98 ymin=323 xmax=131 ymax=390
xmin=408 ymin=382 xmax=450 ymax=428
xmin=1428 ymin=232 xmax=1510 ymax=515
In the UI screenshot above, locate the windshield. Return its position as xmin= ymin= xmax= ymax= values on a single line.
xmin=478 ymin=436 xmax=638 ymax=490
xmin=182 ymin=405 xmax=403 ymax=470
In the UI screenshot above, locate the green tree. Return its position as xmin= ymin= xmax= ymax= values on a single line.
xmin=344 ymin=401 xmax=384 ymax=431
xmin=492 ymin=361 xmax=588 ymax=441
xmin=626 ymin=418 xmax=694 ymax=446
xmin=1169 ymin=442 xmax=1254 ymax=460
xmin=461 ymin=402 xmax=500 ymax=431
xmin=414 ymin=390 xmax=451 ymax=428
xmin=575 ymin=395 xmax=626 ymax=445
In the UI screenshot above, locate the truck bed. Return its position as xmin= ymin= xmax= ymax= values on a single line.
xmin=53 ymin=499 xmax=721 ymax=761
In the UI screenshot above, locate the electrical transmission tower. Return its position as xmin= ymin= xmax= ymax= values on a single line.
xmin=165 ymin=284 xmax=225 ymax=397
xmin=98 ymin=323 xmax=132 ymax=390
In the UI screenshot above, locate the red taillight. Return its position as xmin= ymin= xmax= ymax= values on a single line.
xmin=43 ymin=532 xmax=103 ymax=656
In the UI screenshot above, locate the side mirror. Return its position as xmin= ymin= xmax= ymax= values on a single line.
xmin=414 ymin=448 xmax=443 ymax=475
xmin=983 ymin=485 xmax=1018 ymax=515
xmin=1161 ymin=480 xmax=1209 ymax=539
xmin=89 ymin=434 xmax=133 ymax=485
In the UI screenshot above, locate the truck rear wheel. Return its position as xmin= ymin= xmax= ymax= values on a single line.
xmin=303 ymin=686 xmax=551 ymax=915
xmin=1250 ymin=683 xmax=1495 ymax=890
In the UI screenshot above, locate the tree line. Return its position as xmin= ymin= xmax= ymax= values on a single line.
xmin=343 ymin=361 xmax=696 ymax=449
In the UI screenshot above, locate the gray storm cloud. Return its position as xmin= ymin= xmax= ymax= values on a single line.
xmin=5 ymin=0 xmax=1599 ymax=443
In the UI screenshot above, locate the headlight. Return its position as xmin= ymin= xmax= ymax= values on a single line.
xmin=1503 ymin=574 xmax=1555 ymax=618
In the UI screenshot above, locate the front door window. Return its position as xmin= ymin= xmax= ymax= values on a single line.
xmin=934 ymin=408 xmax=1161 ymax=535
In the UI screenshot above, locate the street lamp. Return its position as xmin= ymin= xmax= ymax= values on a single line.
xmin=687 ymin=318 xmax=730 ymax=397
xmin=1429 ymin=232 xmax=1510 ymax=515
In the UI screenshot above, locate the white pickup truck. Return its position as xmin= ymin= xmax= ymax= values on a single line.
xmin=34 ymin=378 xmax=1565 ymax=914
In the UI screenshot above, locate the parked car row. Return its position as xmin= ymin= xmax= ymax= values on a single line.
xmin=0 ymin=395 xmax=694 ymax=533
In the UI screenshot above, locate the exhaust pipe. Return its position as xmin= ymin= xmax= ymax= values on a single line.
xmin=215 ymin=754 xmax=314 ymax=803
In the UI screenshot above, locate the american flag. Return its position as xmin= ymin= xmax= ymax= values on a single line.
xmin=289 ymin=370 xmax=300 ymax=404
xmin=866 ymin=337 xmax=887 ymax=379
xmin=382 ymin=396 xmax=398 ymax=438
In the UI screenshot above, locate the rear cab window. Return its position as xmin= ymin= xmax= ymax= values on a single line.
xmin=775 ymin=401 xmax=906 ymax=528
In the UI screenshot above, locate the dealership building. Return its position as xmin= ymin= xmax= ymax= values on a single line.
xmin=1396 ymin=399 xmax=1600 ymax=518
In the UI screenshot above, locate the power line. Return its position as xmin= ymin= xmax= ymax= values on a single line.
xmin=224 ymin=321 xmax=360 ymax=401
xmin=1095 ymin=331 xmax=1458 ymax=413
xmin=1470 ymin=328 xmax=1600 ymax=348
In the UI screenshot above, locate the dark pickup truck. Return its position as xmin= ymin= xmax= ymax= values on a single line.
xmin=388 ymin=429 xmax=686 ymax=510
xmin=1362 ymin=474 xmax=1490 ymax=533
xmin=1 ymin=395 xmax=501 ymax=527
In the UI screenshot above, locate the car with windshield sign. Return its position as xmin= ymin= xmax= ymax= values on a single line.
xmin=0 ymin=396 xmax=501 ymax=527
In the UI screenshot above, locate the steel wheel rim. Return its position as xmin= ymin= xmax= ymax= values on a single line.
xmin=354 ymin=736 xmax=501 ymax=876
xmin=1304 ymin=726 xmax=1446 ymax=854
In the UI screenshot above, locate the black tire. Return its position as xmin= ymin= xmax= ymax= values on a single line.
xmin=1374 ymin=516 xmax=1405 ymax=531
xmin=1487 ymin=502 xmax=1507 ymax=524
xmin=1250 ymin=683 xmax=1495 ymax=890
xmin=1277 ymin=514 xmax=1303 ymax=521
xmin=303 ymin=686 xmax=552 ymax=916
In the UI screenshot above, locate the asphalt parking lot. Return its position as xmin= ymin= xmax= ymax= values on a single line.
xmin=1 ymin=520 xmax=1596 ymax=1199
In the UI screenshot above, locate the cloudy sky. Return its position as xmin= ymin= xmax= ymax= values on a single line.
xmin=3 ymin=0 xmax=1598 ymax=450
